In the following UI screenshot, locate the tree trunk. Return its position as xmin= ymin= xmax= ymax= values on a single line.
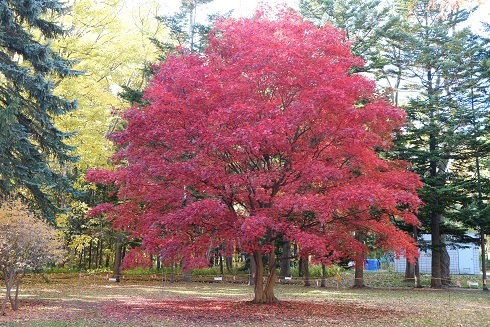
xmin=414 ymin=257 xmax=422 ymax=288
xmin=431 ymin=212 xmax=443 ymax=288
xmin=354 ymin=252 xmax=365 ymax=288
xmin=300 ymin=256 xmax=310 ymax=287
xmin=156 ymin=255 xmax=161 ymax=270
xmin=219 ymin=254 xmax=224 ymax=274
xmin=249 ymin=253 xmax=256 ymax=285
xmin=170 ymin=262 xmax=175 ymax=283
xmin=252 ymin=250 xmax=278 ymax=303
xmin=11 ymin=276 xmax=21 ymax=311
xmin=225 ymin=256 xmax=233 ymax=273
xmin=113 ymin=242 xmax=123 ymax=282
xmin=280 ymin=242 xmax=291 ymax=278
xmin=1 ymin=270 xmax=14 ymax=315
xmin=321 ymin=264 xmax=326 ymax=287
xmin=404 ymin=258 xmax=415 ymax=282
xmin=88 ymin=240 xmax=93 ymax=270
xmin=414 ymin=226 xmax=422 ymax=288
xmin=182 ymin=260 xmax=191 ymax=282
xmin=440 ymin=235 xmax=451 ymax=286
xmin=481 ymin=228 xmax=488 ymax=291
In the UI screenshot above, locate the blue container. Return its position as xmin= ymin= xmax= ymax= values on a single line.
xmin=365 ymin=259 xmax=380 ymax=271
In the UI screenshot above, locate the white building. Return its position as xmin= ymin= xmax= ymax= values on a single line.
xmin=394 ymin=234 xmax=480 ymax=275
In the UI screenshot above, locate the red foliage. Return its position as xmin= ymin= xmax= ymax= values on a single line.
xmin=121 ymin=248 xmax=153 ymax=270
xmin=88 ymin=8 xmax=422 ymax=283
xmin=98 ymin=298 xmax=407 ymax=326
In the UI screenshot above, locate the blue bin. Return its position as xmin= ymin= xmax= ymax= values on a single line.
xmin=365 ymin=259 xmax=380 ymax=271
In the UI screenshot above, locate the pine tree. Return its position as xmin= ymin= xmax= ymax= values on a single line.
xmin=390 ymin=0 xmax=478 ymax=288
xmin=0 ymin=1 xmax=79 ymax=219
xmin=299 ymin=0 xmax=399 ymax=74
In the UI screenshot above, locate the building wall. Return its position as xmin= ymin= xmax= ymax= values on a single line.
xmin=394 ymin=236 xmax=480 ymax=275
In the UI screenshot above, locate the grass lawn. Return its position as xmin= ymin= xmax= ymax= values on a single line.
xmin=0 ymin=274 xmax=489 ymax=326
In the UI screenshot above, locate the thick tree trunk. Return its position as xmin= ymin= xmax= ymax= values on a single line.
xmin=440 ymin=235 xmax=451 ymax=286
xmin=280 ymin=242 xmax=291 ymax=278
xmin=431 ymin=212 xmax=443 ymax=288
xmin=252 ymin=250 xmax=278 ymax=303
xmin=354 ymin=253 xmax=365 ymax=288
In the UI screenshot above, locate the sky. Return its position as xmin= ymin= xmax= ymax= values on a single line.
xmin=158 ymin=0 xmax=489 ymax=33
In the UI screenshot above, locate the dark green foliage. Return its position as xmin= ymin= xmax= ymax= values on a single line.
xmin=299 ymin=0 xmax=399 ymax=73
xmin=0 ymin=1 xmax=79 ymax=219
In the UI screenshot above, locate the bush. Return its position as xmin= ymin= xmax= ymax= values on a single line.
xmin=291 ymin=264 xmax=341 ymax=278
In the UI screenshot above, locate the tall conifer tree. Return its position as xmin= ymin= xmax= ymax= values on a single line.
xmin=0 ymin=1 xmax=78 ymax=219
xmin=390 ymin=0 xmax=478 ymax=288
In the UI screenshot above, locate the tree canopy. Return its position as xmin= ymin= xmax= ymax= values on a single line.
xmin=0 ymin=0 xmax=79 ymax=219
xmin=89 ymin=8 xmax=422 ymax=302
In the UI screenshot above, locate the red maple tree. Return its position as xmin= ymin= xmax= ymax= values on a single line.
xmin=87 ymin=8 xmax=422 ymax=303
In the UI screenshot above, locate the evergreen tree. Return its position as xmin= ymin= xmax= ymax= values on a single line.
xmin=0 ymin=1 xmax=79 ymax=219
xmin=299 ymin=0 xmax=399 ymax=74
xmin=447 ymin=26 xmax=490 ymax=290
xmin=390 ymin=0 xmax=479 ymax=288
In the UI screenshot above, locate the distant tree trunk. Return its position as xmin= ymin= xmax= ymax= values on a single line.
xmin=405 ymin=259 xmax=415 ymax=282
xmin=113 ymin=242 xmax=123 ymax=282
xmin=219 ymin=254 xmax=224 ymax=274
xmin=1 ymin=270 xmax=14 ymax=315
xmin=414 ymin=257 xmax=422 ymax=288
xmin=182 ymin=260 xmax=191 ymax=282
xmin=88 ymin=241 xmax=93 ymax=270
xmin=249 ymin=254 xmax=256 ymax=285
xmin=170 ymin=262 xmax=175 ymax=283
xmin=431 ymin=212 xmax=443 ymax=288
xmin=481 ymin=228 xmax=488 ymax=291
xmin=11 ymin=273 xmax=22 ymax=311
xmin=321 ymin=264 xmax=326 ymax=287
xmin=441 ymin=235 xmax=451 ymax=286
xmin=300 ymin=256 xmax=310 ymax=287
xmin=252 ymin=250 xmax=278 ymax=303
xmin=414 ymin=226 xmax=422 ymax=288
xmin=225 ymin=256 xmax=233 ymax=272
xmin=98 ymin=240 xmax=103 ymax=268
xmin=280 ymin=242 xmax=291 ymax=277
xmin=156 ymin=255 xmax=161 ymax=270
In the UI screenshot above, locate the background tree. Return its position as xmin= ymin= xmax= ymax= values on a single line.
xmin=446 ymin=26 xmax=490 ymax=290
xmin=88 ymin=9 xmax=422 ymax=303
xmin=389 ymin=0 xmax=480 ymax=288
xmin=52 ymin=0 xmax=167 ymax=271
xmin=0 ymin=199 xmax=63 ymax=315
xmin=0 ymin=0 xmax=79 ymax=219
xmin=299 ymin=0 xmax=399 ymax=74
